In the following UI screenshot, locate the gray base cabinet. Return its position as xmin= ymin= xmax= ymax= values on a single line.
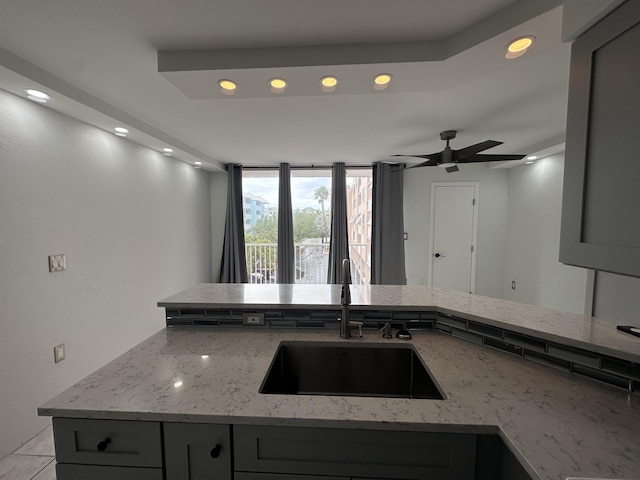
xmin=234 ymin=425 xmax=477 ymax=480
xmin=52 ymin=418 xmax=532 ymax=480
xmin=164 ymin=422 xmax=232 ymax=480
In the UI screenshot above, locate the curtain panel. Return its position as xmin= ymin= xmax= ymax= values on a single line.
xmin=371 ymin=162 xmax=407 ymax=285
xmin=277 ymin=163 xmax=295 ymax=283
xmin=327 ymin=162 xmax=350 ymax=284
xmin=218 ymin=164 xmax=249 ymax=283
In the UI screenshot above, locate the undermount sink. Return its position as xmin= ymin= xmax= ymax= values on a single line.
xmin=260 ymin=341 xmax=445 ymax=399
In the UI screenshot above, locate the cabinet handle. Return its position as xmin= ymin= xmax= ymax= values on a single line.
xmin=96 ymin=438 xmax=111 ymax=452
xmin=210 ymin=444 xmax=222 ymax=458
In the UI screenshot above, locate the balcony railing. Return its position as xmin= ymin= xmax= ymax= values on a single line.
xmin=246 ymin=243 xmax=369 ymax=285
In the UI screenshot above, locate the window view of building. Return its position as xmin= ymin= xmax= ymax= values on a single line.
xmin=242 ymin=168 xmax=372 ymax=284
xmin=347 ymin=169 xmax=373 ymax=285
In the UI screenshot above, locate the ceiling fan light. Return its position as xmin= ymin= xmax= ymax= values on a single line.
xmin=439 ymin=162 xmax=456 ymax=168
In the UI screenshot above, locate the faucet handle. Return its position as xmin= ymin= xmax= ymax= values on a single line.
xmin=380 ymin=322 xmax=392 ymax=339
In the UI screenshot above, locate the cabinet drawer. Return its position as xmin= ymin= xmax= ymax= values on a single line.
xmin=53 ymin=418 xmax=162 ymax=467
xmin=234 ymin=425 xmax=476 ymax=480
xmin=56 ymin=464 xmax=162 ymax=480
xmin=236 ymin=474 xmax=343 ymax=480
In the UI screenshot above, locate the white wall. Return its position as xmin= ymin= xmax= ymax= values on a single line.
xmin=503 ymin=154 xmax=588 ymax=314
xmin=0 ymin=89 xmax=212 ymax=458
xmin=404 ymin=164 xmax=508 ymax=298
xmin=210 ymin=172 xmax=227 ymax=281
xmin=593 ymin=272 xmax=640 ymax=327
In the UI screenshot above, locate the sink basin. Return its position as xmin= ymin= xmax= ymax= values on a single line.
xmin=260 ymin=341 xmax=445 ymax=399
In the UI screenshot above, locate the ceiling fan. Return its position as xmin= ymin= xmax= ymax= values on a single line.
xmin=392 ymin=130 xmax=526 ymax=173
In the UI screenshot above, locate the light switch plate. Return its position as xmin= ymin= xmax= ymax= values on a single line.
xmin=49 ymin=254 xmax=67 ymax=272
xmin=54 ymin=343 xmax=65 ymax=363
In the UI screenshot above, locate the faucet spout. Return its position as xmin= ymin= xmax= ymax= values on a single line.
xmin=340 ymin=258 xmax=357 ymax=338
xmin=341 ymin=258 xmax=351 ymax=306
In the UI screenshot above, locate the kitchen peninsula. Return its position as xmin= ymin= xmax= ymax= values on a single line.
xmin=39 ymin=284 xmax=640 ymax=480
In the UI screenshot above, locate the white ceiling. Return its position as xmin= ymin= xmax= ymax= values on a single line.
xmin=0 ymin=0 xmax=569 ymax=172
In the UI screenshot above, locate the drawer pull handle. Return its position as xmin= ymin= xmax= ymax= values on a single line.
xmin=210 ymin=444 xmax=222 ymax=458
xmin=96 ymin=438 xmax=111 ymax=452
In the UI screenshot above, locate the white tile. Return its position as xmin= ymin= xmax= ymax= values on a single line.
xmin=13 ymin=427 xmax=54 ymax=457
xmin=31 ymin=461 xmax=56 ymax=480
xmin=0 ymin=455 xmax=52 ymax=480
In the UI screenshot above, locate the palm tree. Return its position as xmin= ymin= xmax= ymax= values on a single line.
xmin=313 ymin=186 xmax=330 ymax=243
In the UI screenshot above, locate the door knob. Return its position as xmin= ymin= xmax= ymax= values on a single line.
xmin=434 ymin=253 xmax=445 ymax=258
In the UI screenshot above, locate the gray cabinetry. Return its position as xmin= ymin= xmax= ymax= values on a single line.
xmin=561 ymin=1 xmax=640 ymax=276
xmin=234 ymin=425 xmax=476 ymax=480
xmin=164 ymin=422 xmax=232 ymax=480
xmin=52 ymin=418 xmax=163 ymax=480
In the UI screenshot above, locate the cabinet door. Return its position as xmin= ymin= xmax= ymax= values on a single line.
xmin=164 ymin=423 xmax=231 ymax=480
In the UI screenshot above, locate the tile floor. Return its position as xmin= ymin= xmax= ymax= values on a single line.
xmin=0 ymin=426 xmax=56 ymax=480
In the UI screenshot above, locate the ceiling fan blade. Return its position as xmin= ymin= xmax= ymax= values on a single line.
xmin=457 ymin=153 xmax=527 ymax=163
xmin=391 ymin=153 xmax=439 ymax=160
xmin=406 ymin=158 xmax=439 ymax=168
xmin=455 ymin=140 xmax=503 ymax=160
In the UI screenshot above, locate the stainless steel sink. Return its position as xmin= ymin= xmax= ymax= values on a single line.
xmin=260 ymin=341 xmax=445 ymax=399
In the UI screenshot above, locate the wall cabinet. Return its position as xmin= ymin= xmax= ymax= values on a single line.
xmin=560 ymin=1 xmax=640 ymax=276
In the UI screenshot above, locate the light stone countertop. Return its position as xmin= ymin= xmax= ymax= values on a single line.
xmin=39 ymin=328 xmax=640 ymax=480
xmin=158 ymin=284 xmax=640 ymax=363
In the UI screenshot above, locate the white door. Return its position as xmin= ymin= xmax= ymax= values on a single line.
xmin=429 ymin=183 xmax=478 ymax=294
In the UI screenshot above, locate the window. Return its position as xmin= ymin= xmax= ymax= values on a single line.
xmin=242 ymin=167 xmax=372 ymax=284
xmin=346 ymin=169 xmax=372 ymax=285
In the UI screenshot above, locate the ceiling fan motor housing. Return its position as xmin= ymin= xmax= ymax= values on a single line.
xmin=440 ymin=130 xmax=457 ymax=141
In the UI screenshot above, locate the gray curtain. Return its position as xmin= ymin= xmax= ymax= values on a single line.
xmin=218 ymin=164 xmax=248 ymax=283
xmin=371 ymin=162 xmax=407 ymax=285
xmin=327 ymin=162 xmax=350 ymax=284
xmin=277 ymin=163 xmax=295 ymax=283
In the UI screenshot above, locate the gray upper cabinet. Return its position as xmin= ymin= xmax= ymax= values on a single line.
xmin=560 ymin=1 xmax=640 ymax=276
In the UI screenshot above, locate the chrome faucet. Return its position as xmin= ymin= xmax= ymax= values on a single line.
xmin=340 ymin=258 xmax=362 ymax=338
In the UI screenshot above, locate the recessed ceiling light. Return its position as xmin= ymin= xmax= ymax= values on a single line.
xmin=114 ymin=127 xmax=128 ymax=137
xmin=162 ymin=147 xmax=173 ymax=156
xmin=374 ymin=74 xmax=392 ymax=90
xmin=25 ymin=89 xmax=50 ymax=103
xmin=219 ymin=79 xmax=237 ymax=95
xmin=173 ymin=380 xmax=183 ymax=388
xmin=194 ymin=161 xmax=202 ymax=165
xmin=270 ymin=78 xmax=287 ymax=94
xmin=320 ymin=76 xmax=338 ymax=93
xmin=527 ymin=155 xmax=537 ymax=160
xmin=505 ymin=36 xmax=535 ymax=59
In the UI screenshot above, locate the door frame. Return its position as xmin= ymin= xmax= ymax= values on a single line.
xmin=428 ymin=182 xmax=479 ymax=293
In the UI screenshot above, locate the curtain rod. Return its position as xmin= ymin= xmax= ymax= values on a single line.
xmin=240 ymin=165 xmax=374 ymax=170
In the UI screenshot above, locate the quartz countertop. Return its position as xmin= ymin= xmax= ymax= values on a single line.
xmin=158 ymin=284 xmax=640 ymax=363
xmin=39 ymin=328 xmax=640 ymax=480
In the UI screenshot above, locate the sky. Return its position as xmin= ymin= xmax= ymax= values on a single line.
xmin=243 ymin=175 xmax=332 ymax=210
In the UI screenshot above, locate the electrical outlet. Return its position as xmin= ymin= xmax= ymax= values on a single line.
xmin=54 ymin=343 xmax=65 ymax=363
xmin=242 ymin=313 xmax=265 ymax=326
xmin=49 ymin=254 xmax=67 ymax=272
xmin=511 ymin=281 xmax=516 ymax=290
